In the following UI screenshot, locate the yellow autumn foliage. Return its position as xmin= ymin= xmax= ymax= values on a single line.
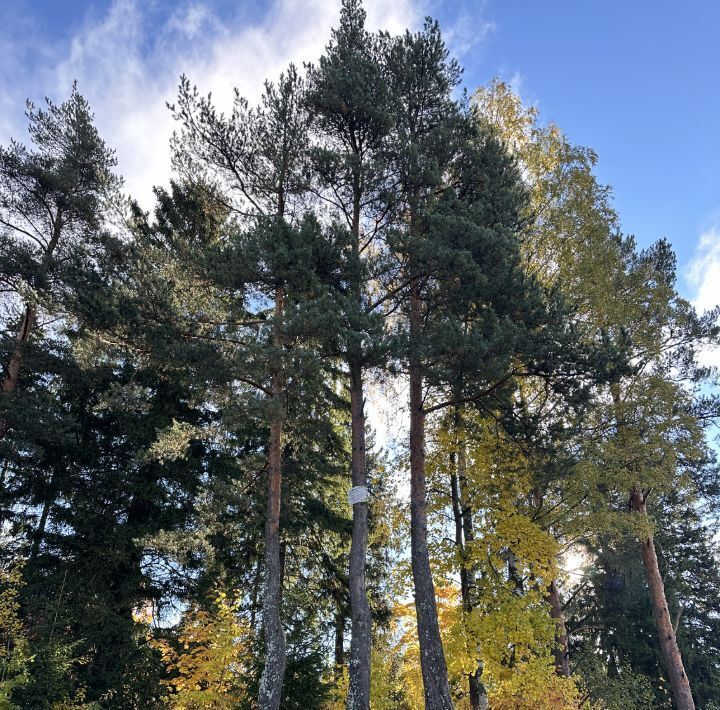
xmin=393 ymin=585 xmax=476 ymax=709
xmin=149 ymin=591 xmax=252 ymax=709
xmin=424 ymin=411 xmax=588 ymax=709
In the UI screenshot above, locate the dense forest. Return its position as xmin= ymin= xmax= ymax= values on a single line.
xmin=0 ymin=2 xmax=719 ymax=708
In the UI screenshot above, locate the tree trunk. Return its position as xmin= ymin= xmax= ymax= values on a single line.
xmin=30 ymin=496 xmax=52 ymax=562
xmin=259 ymin=286 xmax=287 ymax=710
xmin=630 ymin=489 xmax=695 ymax=710
xmin=250 ymin=558 xmax=261 ymax=630
xmin=0 ymin=303 xmax=34 ymax=441
xmin=335 ymin=607 xmax=346 ymax=680
xmin=409 ymin=284 xmax=454 ymax=710
xmin=547 ymin=580 xmax=571 ymax=677
xmin=456 ymin=434 xmax=488 ymax=710
xmin=451 ymin=469 xmax=487 ymax=710
xmin=346 ymin=171 xmax=372 ymax=710
xmin=347 ymin=360 xmax=372 ymax=709
xmin=2 ymin=216 xmax=60 ymax=442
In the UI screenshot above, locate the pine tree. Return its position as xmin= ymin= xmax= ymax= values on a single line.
xmin=305 ymin=2 xmax=394 ymax=706
xmin=169 ymin=63 xmax=358 ymax=707
xmin=382 ymin=20 xmax=573 ymax=706
xmin=0 ymin=86 xmax=121 ymax=446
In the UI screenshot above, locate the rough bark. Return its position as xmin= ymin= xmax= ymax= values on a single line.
xmin=258 ymin=286 xmax=287 ymax=710
xmin=630 ymin=488 xmax=695 ymax=710
xmin=547 ymin=580 xmax=571 ymax=677
xmin=409 ymin=284 xmax=454 ymax=710
xmin=0 ymin=302 xmax=34 ymax=441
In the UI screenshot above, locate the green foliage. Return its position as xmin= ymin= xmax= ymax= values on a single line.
xmin=573 ymin=650 xmax=661 ymax=710
xmin=0 ymin=564 xmax=32 ymax=707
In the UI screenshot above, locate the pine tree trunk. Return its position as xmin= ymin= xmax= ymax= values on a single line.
xmin=630 ymin=489 xmax=695 ymax=710
xmin=547 ymin=580 xmax=571 ymax=677
xmin=347 ymin=360 xmax=371 ymax=709
xmin=0 ymin=302 xmax=34 ymax=441
xmin=409 ymin=284 xmax=454 ymax=710
xmin=346 ymin=178 xmax=372 ymax=710
xmin=259 ymin=286 xmax=287 ymax=710
xmin=2 ymin=216 xmax=60 ymax=442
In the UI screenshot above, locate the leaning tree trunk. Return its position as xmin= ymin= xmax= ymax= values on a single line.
xmin=610 ymin=384 xmax=694 ymax=709
xmin=2 ymin=218 xmax=61 ymax=442
xmin=546 ymin=580 xmax=571 ymax=677
xmin=630 ymin=488 xmax=695 ymax=710
xmin=0 ymin=302 xmax=34 ymax=441
xmin=409 ymin=284 xmax=454 ymax=710
xmin=258 ymin=286 xmax=287 ymax=710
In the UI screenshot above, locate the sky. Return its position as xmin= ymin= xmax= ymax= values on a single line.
xmin=1 ymin=0 xmax=719 ymax=329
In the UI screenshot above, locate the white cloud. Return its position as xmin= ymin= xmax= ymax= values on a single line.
xmin=166 ymin=3 xmax=218 ymax=39
xmin=508 ymin=70 xmax=524 ymax=96
xmin=442 ymin=3 xmax=495 ymax=60
xmin=0 ymin=0 xmax=423 ymax=207
xmin=687 ymin=225 xmax=720 ymax=367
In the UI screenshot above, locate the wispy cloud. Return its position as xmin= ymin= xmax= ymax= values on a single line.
xmin=442 ymin=1 xmax=495 ymax=59
xmin=687 ymin=225 xmax=720 ymax=367
xmin=0 ymin=0 xmax=423 ymax=206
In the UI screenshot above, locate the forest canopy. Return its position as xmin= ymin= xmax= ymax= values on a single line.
xmin=0 ymin=2 xmax=718 ymax=709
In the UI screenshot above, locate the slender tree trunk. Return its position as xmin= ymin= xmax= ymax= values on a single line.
xmin=250 ymin=558 xmax=261 ymax=630
xmin=30 ymin=496 xmax=52 ymax=562
xmin=531 ymin=482 xmax=571 ymax=676
xmin=347 ymin=360 xmax=371 ymax=708
xmin=2 ymin=216 xmax=60 ymax=443
xmin=610 ymin=383 xmax=695 ymax=710
xmin=346 ymin=177 xmax=372 ymax=710
xmin=335 ymin=607 xmax=346 ymax=680
xmin=259 ymin=286 xmax=287 ymax=710
xmin=409 ymin=283 xmax=453 ymax=710
xmin=455 ymin=433 xmax=488 ymax=710
xmin=547 ymin=580 xmax=571 ymax=677
xmin=0 ymin=303 xmax=34 ymax=441
xmin=630 ymin=488 xmax=695 ymax=710
xmin=450 ymin=470 xmax=487 ymax=710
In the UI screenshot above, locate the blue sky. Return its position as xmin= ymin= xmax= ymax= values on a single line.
xmin=2 ymin=0 xmax=719 ymax=321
